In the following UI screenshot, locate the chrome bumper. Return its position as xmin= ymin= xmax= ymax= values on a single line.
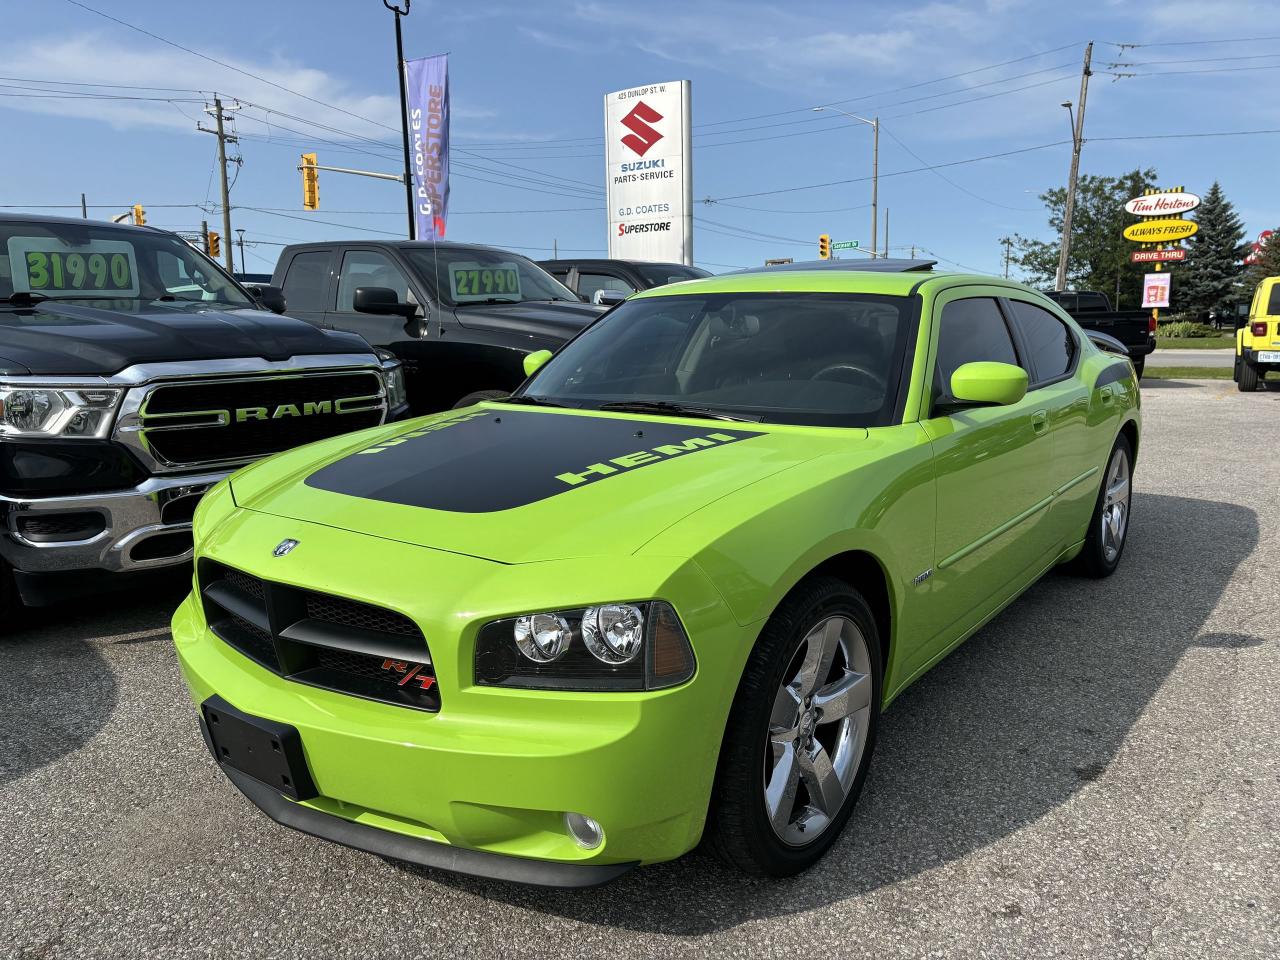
xmin=0 ymin=471 xmax=229 ymax=574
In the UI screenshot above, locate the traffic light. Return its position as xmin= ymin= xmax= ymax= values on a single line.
xmin=301 ymin=152 xmax=319 ymax=211
xmin=818 ymin=234 xmax=831 ymax=260
xmin=132 ymin=204 xmax=146 ymax=226
xmin=208 ymin=231 xmax=221 ymax=258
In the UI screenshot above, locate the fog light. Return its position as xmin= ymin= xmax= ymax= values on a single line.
xmin=563 ymin=811 xmax=603 ymax=850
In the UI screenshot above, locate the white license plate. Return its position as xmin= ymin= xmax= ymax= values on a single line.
xmin=1258 ymin=351 xmax=1280 ymax=363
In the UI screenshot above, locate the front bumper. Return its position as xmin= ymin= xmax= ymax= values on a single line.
xmin=170 ymin=514 xmax=752 ymax=883
xmin=0 ymin=470 xmax=229 ymax=576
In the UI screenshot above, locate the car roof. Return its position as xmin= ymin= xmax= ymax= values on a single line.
xmin=284 ymin=240 xmax=533 ymax=257
xmin=630 ymin=268 xmax=1012 ymax=299
xmin=0 ymin=212 xmax=167 ymax=235
xmin=538 ymin=258 xmax=698 ymax=269
xmin=732 ymin=258 xmax=938 ymax=274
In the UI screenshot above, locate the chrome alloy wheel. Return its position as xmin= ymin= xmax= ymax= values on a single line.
xmin=764 ymin=615 xmax=873 ymax=846
xmin=1101 ymin=445 xmax=1131 ymax=563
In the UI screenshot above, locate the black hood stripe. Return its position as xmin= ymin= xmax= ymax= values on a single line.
xmin=305 ymin=408 xmax=762 ymax=513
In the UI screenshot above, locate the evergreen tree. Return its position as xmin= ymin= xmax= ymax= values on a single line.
xmin=1179 ymin=182 xmax=1248 ymax=321
xmin=1011 ymin=168 xmax=1158 ymax=307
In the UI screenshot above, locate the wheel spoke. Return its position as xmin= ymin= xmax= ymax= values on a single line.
xmin=796 ymin=617 xmax=841 ymax=697
xmin=1107 ymin=476 xmax=1130 ymax=504
xmin=812 ymin=670 xmax=871 ymax=722
xmin=765 ymin=742 xmax=801 ymax=832
xmin=769 ymin=684 xmax=802 ymax=741
xmin=797 ymin=741 xmax=846 ymax=817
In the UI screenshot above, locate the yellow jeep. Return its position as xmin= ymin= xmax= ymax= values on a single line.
xmin=1237 ymin=275 xmax=1280 ymax=392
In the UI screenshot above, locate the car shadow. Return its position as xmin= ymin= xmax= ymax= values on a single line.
xmin=0 ymin=574 xmax=189 ymax=788
xmin=408 ymin=492 xmax=1258 ymax=934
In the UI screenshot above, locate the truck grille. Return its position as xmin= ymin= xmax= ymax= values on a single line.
xmin=124 ymin=371 xmax=385 ymax=470
xmin=199 ymin=560 xmax=439 ymax=712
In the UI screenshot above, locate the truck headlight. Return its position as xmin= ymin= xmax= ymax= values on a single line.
xmin=379 ymin=358 xmax=407 ymax=409
xmin=475 ymin=600 xmax=696 ymax=691
xmin=0 ymin=385 xmax=122 ymax=439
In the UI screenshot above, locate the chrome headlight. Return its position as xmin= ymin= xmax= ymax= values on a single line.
xmin=0 ymin=384 xmax=122 ymax=439
xmin=475 ymin=600 xmax=696 ymax=691
xmin=380 ymin=358 xmax=407 ymax=409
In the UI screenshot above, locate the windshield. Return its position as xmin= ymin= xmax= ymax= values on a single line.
xmin=1 ymin=221 xmax=252 ymax=308
xmin=404 ymin=247 xmax=580 ymax=306
xmin=522 ymin=291 xmax=914 ymax=427
xmin=634 ymin=263 xmax=713 ymax=287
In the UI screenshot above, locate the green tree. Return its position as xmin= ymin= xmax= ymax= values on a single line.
xmin=1179 ymin=182 xmax=1248 ymax=321
xmin=1012 ymin=167 xmax=1158 ymax=308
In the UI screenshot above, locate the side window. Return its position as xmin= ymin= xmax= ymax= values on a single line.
xmin=933 ymin=297 xmax=1019 ymax=405
xmin=336 ymin=250 xmax=411 ymax=310
xmin=576 ymin=272 xmax=635 ymax=300
xmin=280 ymin=252 xmax=332 ymax=312
xmin=1267 ymin=283 xmax=1280 ymax=317
xmin=1007 ymin=299 xmax=1076 ymax=383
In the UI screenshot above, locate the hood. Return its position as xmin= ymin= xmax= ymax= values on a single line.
xmin=232 ymin=407 xmax=850 ymax=564
xmin=453 ymin=300 xmax=605 ymax=341
xmin=0 ymin=301 xmax=372 ymax=376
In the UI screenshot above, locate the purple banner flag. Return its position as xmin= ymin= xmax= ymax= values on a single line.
xmin=405 ymin=54 xmax=449 ymax=239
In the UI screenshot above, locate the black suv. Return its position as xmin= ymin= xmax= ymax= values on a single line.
xmin=272 ymin=242 xmax=605 ymax=411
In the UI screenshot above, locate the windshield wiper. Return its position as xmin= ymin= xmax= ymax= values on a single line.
xmin=494 ymin=394 xmax=570 ymax=408
xmin=454 ymin=298 xmax=522 ymax=306
xmin=5 ymin=292 xmax=113 ymax=307
xmin=597 ymin=400 xmax=762 ymax=423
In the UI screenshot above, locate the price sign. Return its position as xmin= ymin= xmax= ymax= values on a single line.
xmin=8 ymin=237 xmax=140 ymax=297
xmin=448 ymin=261 xmax=522 ymax=302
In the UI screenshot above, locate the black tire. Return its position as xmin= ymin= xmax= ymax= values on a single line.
xmin=1132 ymin=358 xmax=1144 ymax=380
xmin=1237 ymin=358 xmax=1259 ymax=392
xmin=1070 ymin=433 xmax=1134 ymax=578
xmin=451 ymin=389 xmax=509 ymax=409
xmin=705 ymin=575 xmax=883 ymax=877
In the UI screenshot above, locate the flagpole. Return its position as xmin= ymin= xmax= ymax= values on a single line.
xmin=384 ymin=0 xmax=416 ymax=240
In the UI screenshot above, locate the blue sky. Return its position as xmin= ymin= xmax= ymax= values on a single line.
xmin=1 ymin=0 xmax=1276 ymax=275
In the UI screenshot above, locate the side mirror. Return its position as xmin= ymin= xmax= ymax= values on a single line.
xmin=592 ymin=289 xmax=627 ymax=307
xmin=523 ymin=349 xmax=553 ymax=378
xmin=949 ymin=361 xmax=1028 ymax=407
xmin=354 ymin=286 xmax=417 ymax=319
xmin=245 ymin=283 xmax=287 ymax=314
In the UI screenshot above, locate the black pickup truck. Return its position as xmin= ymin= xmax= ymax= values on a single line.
xmin=0 ymin=214 xmax=408 ymax=620
xmin=271 ymin=242 xmax=605 ymax=411
xmin=1042 ymin=290 xmax=1156 ymax=378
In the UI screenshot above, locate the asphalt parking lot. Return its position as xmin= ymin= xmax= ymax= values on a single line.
xmin=2 ymin=379 xmax=1277 ymax=960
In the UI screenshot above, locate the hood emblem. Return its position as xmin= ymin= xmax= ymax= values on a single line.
xmin=273 ymin=539 xmax=299 ymax=557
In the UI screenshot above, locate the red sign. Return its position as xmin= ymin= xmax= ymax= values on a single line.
xmin=620 ymin=101 xmax=664 ymax=157
xmin=1130 ymin=248 xmax=1187 ymax=264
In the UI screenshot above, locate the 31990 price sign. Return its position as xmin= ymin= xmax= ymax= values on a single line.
xmin=8 ymin=237 xmax=141 ymax=297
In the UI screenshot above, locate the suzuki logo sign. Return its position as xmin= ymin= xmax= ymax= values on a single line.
xmin=605 ymin=81 xmax=692 ymax=265
xmin=620 ymin=101 xmax=664 ymax=157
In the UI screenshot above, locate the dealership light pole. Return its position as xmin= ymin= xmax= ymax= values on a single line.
xmin=383 ymin=0 xmax=417 ymax=240
xmin=1055 ymin=41 xmax=1093 ymax=292
xmin=814 ymin=107 xmax=879 ymax=257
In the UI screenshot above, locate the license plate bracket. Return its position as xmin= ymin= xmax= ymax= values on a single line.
xmin=201 ymin=695 xmax=317 ymax=801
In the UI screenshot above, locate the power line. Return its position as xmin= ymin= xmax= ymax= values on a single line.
xmin=880 ymin=127 xmax=1039 ymax=212
xmin=1104 ymin=35 xmax=1280 ymax=48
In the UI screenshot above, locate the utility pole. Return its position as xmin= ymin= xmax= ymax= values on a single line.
xmin=870 ymin=118 xmax=879 ymax=257
xmin=236 ymin=229 xmax=247 ymax=275
xmin=1001 ymin=236 xmax=1014 ymax=279
xmin=80 ymin=193 xmax=88 ymax=219
xmin=883 ymin=207 xmax=889 ymax=260
xmin=1055 ymin=42 xmax=1093 ymax=292
xmin=383 ymin=1 xmax=416 ymax=239
xmin=201 ymin=220 xmax=209 ymax=255
xmin=199 ymin=97 xmax=240 ymax=271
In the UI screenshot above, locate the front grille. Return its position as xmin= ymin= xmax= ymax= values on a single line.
xmin=136 ymin=371 xmax=385 ymax=468
xmin=198 ymin=561 xmax=438 ymax=712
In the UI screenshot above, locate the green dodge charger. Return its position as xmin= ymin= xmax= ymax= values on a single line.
xmin=172 ymin=266 xmax=1139 ymax=886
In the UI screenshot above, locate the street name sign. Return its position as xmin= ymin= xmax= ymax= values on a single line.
xmin=832 ymin=240 xmax=859 ymax=250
